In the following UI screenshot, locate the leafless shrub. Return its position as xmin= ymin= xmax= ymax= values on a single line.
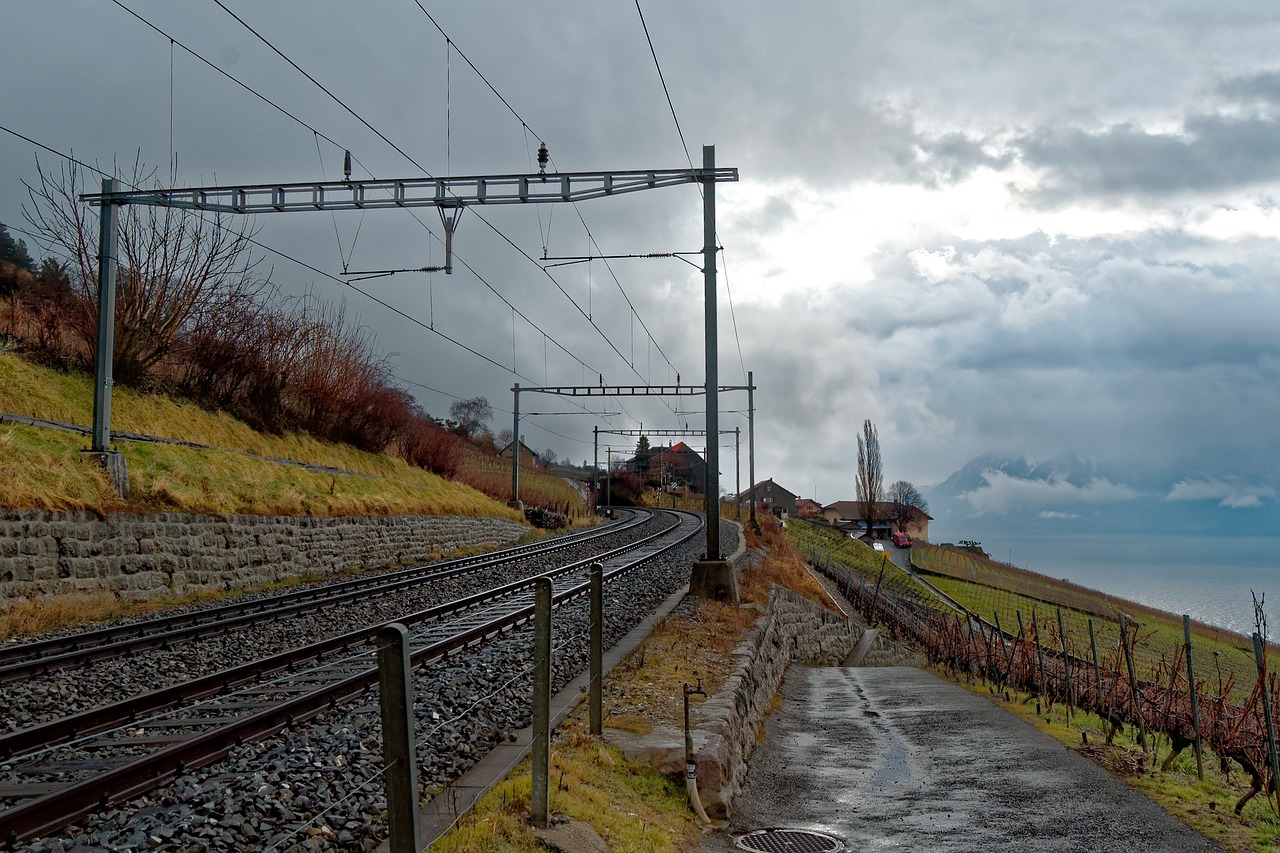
xmin=21 ymin=155 xmax=267 ymax=388
xmin=395 ymin=411 xmax=464 ymax=478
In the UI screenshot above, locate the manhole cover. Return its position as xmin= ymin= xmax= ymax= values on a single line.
xmin=733 ymin=828 xmax=846 ymax=852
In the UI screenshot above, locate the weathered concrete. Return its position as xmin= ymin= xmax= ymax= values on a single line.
xmin=700 ymin=666 xmax=1227 ymax=852
xmin=607 ymin=584 xmax=911 ymax=820
xmin=0 ymin=509 xmax=528 ymax=603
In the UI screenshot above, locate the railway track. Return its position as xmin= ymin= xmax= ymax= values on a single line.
xmin=1 ymin=509 xmax=704 ymax=848
xmin=0 ymin=510 xmax=649 ymax=682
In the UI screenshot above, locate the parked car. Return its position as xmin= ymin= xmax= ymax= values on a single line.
xmin=891 ymin=532 xmax=911 ymax=548
xmin=872 ymin=542 xmax=885 ymax=553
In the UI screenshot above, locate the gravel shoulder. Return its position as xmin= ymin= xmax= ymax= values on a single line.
xmin=701 ymin=665 xmax=1226 ymax=853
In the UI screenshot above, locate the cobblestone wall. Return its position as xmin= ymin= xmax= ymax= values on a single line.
xmin=0 ymin=510 xmax=529 ymax=603
xmin=692 ymin=585 xmax=915 ymax=819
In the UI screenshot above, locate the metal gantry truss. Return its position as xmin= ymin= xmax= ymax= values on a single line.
xmin=592 ymin=427 xmax=745 ymax=511
xmin=81 ymin=147 xmax=741 ymax=583
xmin=83 ymin=167 xmax=740 ymax=214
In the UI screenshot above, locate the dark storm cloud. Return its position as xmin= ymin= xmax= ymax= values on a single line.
xmin=1018 ymin=112 xmax=1280 ymax=203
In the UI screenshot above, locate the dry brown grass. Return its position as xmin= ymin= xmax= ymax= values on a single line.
xmin=0 ymin=592 xmax=130 ymax=639
xmin=740 ymin=520 xmax=840 ymax=610
xmin=605 ymin=599 xmax=760 ymax=730
xmin=0 ymin=353 xmax=525 ymax=521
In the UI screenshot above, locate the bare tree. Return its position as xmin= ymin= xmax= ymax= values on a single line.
xmin=888 ymin=480 xmax=929 ymax=532
xmin=856 ymin=418 xmax=883 ymax=538
xmin=449 ymin=396 xmax=493 ymax=440
xmin=21 ymin=155 xmax=265 ymax=387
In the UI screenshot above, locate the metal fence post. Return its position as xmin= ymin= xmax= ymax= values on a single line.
xmin=532 ymin=577 xmax=552 ymax=827
xmin=377 ymin=623 xmax=421 ymax=853
xmin=590 ymin=562 xmax=603 ymax=736
xmin=1182 ymin=615 xmax=1204 ymax=780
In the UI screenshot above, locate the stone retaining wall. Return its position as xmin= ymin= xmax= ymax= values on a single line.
xmin=0 ymin=510 xmax=529 ymax=604
xmin=691 ymin=585 xmax=911 ymax=819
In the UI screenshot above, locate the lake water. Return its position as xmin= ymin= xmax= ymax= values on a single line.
xmin=946 ymin=532 xmax=1280 ymax=637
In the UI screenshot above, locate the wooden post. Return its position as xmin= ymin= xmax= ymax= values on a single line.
xmin=1088 ymin=619 xmax=1103 ymax=719
xmin=1121 ymin=614 xmax=1146 ymax=746
xmin=1031 ymin=611 xmax=1048 ymax=708
xmin=1183 ymin=615 xmax=1204 ymax=780
xmin=993 ymin=612 xmax=1006 ymax=690
xmin=377 ymin=624 xmax=421 ymax=853
xmin=867 ymin=557 xmax=887 ymax=623
xmin=1057 ymin=608 xmax=1073 ymax=721
xmin=1252 ymin=632 xmax=1280 ymax=810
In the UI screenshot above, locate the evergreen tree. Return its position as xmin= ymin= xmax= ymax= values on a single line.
xmin=0 ymin=223 xmax=36 ymax=271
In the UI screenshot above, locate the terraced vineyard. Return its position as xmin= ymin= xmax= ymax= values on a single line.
xmin=912 ymin=543 xmax=1269 ymax=705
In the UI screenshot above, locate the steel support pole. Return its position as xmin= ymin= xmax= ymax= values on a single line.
xmin=510 ymin=384 xmax=522 ymax=509
xmin=747 ymin=370 xmax=756 ymax=529
xmin=377 ymin=623 xmax=422 ymax=853
xmin=589 ymin=562 xmax=603 ymax=735
xmin=702 ymin=145 xmax=721 ymax=560
xmin=531 ymin=577 xmax=552 ymax=827
xmin=92 ymin=179 xmax=119 ymax=453
xmin=593 ymin=426 xmax=599 ymax=511
xmin=735 ymin=427 xmax=741 ymax=518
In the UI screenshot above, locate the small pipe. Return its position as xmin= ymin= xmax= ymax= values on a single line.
xmin=684 ymin=679 xmax=712 ymax=825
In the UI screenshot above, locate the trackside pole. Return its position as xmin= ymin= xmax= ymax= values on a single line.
xmin=92 ymin=179 xmax=118 ymax=454
xmin=531 ymin=577 xmax=552 ymax=827
xmin=590 ymin=562 xmax=603 ymax=735
xmin=377 ymin=623 xmax=421 ymax=853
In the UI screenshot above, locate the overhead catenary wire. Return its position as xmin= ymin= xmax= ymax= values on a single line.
xmin=634 ymin=0 xmax=749 ymax=385
xmin=408 ymin=2 xmax=686 ymax=387
xmin=1 ymin=125 xmax=631 ymax=447
xmin=106 ymin=2 xmax=624 ymax=415
xmin=35 ymin=5 xmax=701 ymax=443
xmin=204 ymin=1 xmax=670 ymax=421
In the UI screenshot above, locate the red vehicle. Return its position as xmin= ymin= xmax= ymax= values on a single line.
xmin=891 ymin=532 xmax=911 ymax=548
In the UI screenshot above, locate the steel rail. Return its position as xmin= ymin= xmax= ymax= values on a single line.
xmin=0 ymin=510 xmax=701 ymax=847
xmin=0 ymin=511 xmax=680 ymax=760
xmin=0 ymin=511 xmax=647 ymax=679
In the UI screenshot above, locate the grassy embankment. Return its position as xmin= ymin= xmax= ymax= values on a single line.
xmin=428 ymin=521 xmax=834 ymax=852
xmin=0 ymin=352 xmax=588 ymax=635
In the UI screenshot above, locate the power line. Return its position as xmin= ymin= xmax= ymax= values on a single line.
xmin=109 ymin=3 xmax=621 ymax=403
xmin=633 ymin=0 xmax=749 ymax=385
xmin=0 ymin=128 xmax=638 ymax=451
xmin=208 ymin=2 xmax=670 ymax=413
xmin=634 ymin=0 xmax=694 ymax=171
xmin=108 ymin=0 xmax=377 ymax=180
xmin=407 ymin=2 xmax=686 ymax=387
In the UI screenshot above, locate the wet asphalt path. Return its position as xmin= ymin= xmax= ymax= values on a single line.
xmin=701 ymin=666 xmax=1224 ymax=852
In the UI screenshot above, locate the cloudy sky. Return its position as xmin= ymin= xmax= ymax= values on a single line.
xmin=4 ymin=1 xmax=1280 ymax=538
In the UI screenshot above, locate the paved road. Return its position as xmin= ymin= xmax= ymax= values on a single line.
xmin=701 ymin=666 xmax=1225 ymax=852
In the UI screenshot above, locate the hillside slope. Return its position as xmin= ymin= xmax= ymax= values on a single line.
xmin=0 ymin=352 xmax=531 ymax=520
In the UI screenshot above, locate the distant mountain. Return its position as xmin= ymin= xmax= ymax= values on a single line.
xmin=926 ymin=452 xmax=1280 ymax=541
